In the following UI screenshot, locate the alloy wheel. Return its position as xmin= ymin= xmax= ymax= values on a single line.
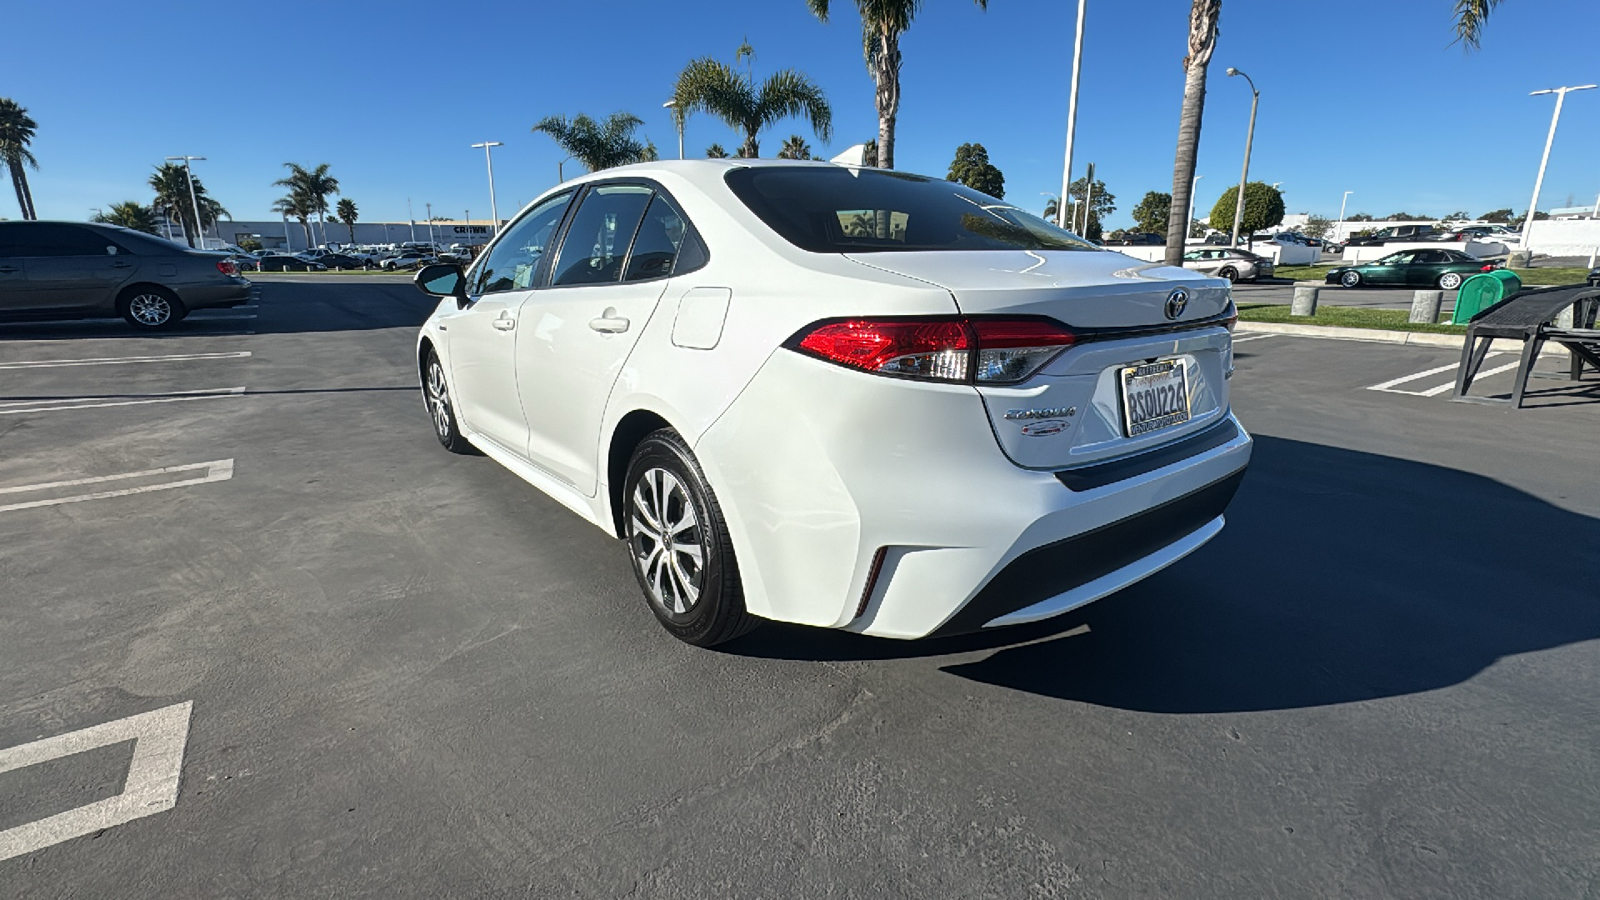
xmin=1440 ymin=272 xmax=1462 ymax=290
xmin=1341 ymin=271 xmax=1361 ymax=287
xmin=425 ymin=360 xmax=453 ymax=440
xmin=628 ymin=467 xmax=706 ymax=617
xmin=128 ymin=293 xmax=172 ymax=326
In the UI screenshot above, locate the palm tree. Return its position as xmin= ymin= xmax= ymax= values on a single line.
xmin=271 ymin=193 xmax=314 ymax=249
xmin=531 ymin=112 xmax=653 ymax=173
xmin=1454 ymin=0 xmax=1502 ymax=47
xmin=671 ymin=47 xmax=832 ymax=158
xmin=92 ymin=201 xmax=159 ymax=234
xmin=806 ymin=0 xmax=987 ymax=170
xmin=777 ymin=134 xmax=813 ymax=160
xmin=335 ymin=198 xmax=358 ymax=243
xmin=1161 ymin=0 xmax=1221 ymax=266
xmin=705 ymin=143 xmax=730 ymax=159
xmin=275 ymin=163 xmax=339 ymax=247
xmin=149 ymin=162 xmax=227 ymax=247
xmin=0 ymin=98 xmax=39 ymax=220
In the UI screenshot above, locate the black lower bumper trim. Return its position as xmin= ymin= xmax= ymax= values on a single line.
xmin=928 ymin=466 xmax=1247 ymax=638
xmin=1055 ymin=417 xmax=1240 ymax=492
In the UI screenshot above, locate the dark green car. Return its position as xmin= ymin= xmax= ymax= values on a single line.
xmin=1325 ymin=248 xmax=1494 ymax=290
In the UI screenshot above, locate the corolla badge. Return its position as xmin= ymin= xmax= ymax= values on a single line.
xmin=1165 ymin=288 xmax=1190 ymax=320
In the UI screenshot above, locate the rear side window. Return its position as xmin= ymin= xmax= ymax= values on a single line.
xmin=552 ymin=185 xmax=653 ymax=286
xmin=623 ymin=194 xmax=693 ymax=282
xmin=725 ymin=167 xmax=1098 ymax=254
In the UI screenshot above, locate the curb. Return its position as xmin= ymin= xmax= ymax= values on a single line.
xmin=1237 ymin=321 xmax=1570 ymax=359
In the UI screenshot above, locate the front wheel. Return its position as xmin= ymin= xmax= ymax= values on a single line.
xmin=1340 ymin=270 xmax=1362 ymax=288
xmin=119 ymin=287 xmax=186 ymax=330
xmin=422 ymin=349 xmax=474 ymax=454
xmin=624 ymin=430 xmax=754 ymax=647
xmin=1438 ymin=272 xmax=1463 ymax=290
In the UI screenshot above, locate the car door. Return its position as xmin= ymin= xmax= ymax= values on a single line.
xmin=1407 ymin=249 xmax=1447 ymax=286
xmin=1365 ymin=251 xmax=1411 ymax=285
xmin=514 ymin=184 xmax=684 ymax=496
xmin=0 ymin=227 xmax=33 ymax=309
xmin=11 ymin=224 xmax=136 ymax=312
xmin=438 ymin=190 xmax=574 ymax=456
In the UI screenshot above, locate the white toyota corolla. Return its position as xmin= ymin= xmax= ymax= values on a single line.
xmin=413 ymin=160 xmax=1251 ymax=646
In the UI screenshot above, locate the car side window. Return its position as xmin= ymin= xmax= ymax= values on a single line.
xmin=551 ymin=185 xmax=653 ymax=287
xmin=623 ymin=194 xmax=690 ymax=282
xmin=3 ymin=224 xmax=111 ymax=257
xmin=471 ymin=191 xmax=573 ymax=295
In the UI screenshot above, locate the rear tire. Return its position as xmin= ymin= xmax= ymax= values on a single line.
xmin=1438 ymin=272 xmax=1463 ymax=290
xmin=118 ymin=287 xmax=186 ymax=330
xmin=1218 ymin=266 xmax=1239 ymax=283
xmin=624 ymin=430 xmax=755 ymax=647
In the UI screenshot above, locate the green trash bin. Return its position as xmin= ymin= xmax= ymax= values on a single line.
xmin=1451 ymin=270 xmax=1522 ymax=325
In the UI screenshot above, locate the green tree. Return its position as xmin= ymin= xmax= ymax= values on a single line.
xmin=1131 ymin=191 xmax=1172 ymax=234
xmin=149 ymin=162 xmax=228 ymax=247
xmin=1479 ymin=208 xmax=1512 ymax=222
xmin=92 ymin=201 xmax=159 ymax=234
xmin=806 ymin=0 xmax=987 ymax=170
xmin=0 ymin=97 xmax=38 ymax=220
xmin=532 ymin=112 xmax=653 ymax=172
xmin=777 ymin=134 xmax=814 ymax=159
xmin=705 ymin=143 xmax=730 ymax=159
xmin=1383 ymin=211 xmax=1423 ymax=221
xmin=335 ymin=198 xmax=358 ymax=243
xmin=1067 ymin=175 xmax=1115 ymax=242
xmin=271 ymin=193 xmax=314 ymax=249
xmin=1301 ymin=214 xmax=1334 ymax=240
xmin=1208 ymin=182 xmax=1284 ymax=243
xmin=671 ymin=46 xmax=832 ymax=158
xmin=945 ymin=143 xmax=1004 ymax=199
xmin=1346 ymin=212 xmax=1374 ymax=222
xmin=274 ymin=163 xmax=339 ymax=247
xmin=1453 ymin=0 xmax=1503 ymax=47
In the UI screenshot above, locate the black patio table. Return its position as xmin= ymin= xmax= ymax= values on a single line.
xmin=1452 ymin=283 xmax=1600 ymax=408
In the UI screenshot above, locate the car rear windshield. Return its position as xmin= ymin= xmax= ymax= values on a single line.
xmin=724 ymin=166 xmax=1098 ymax=254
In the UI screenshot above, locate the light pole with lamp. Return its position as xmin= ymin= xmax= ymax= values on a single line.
xmin=1224 ymin=68 xmax=1259 ymax=247
xmin=1056 ymin=0 xmax=1088 ymax=230
xmin=1336 ymin=190 xmax=1352 ymax=243
xmin=664 ymin=100 xmax=685 ymax=159
xmin=1519 ymin=84 xmax=1596 ymax=263
xmin=407 ymin=198 xmax=417 ymax=244
xmin=166 ymin=155 xmax=208 ymax=248
xmin=558 ymin=155 xmax=573 ymax=183
xmin=425 ymin=202 xmax=437 ymax=248
xmin=471 ymin=141 xmax=503 ymax=233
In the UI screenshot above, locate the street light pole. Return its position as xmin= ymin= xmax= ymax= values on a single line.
xmin=1337 ymin=190 xmax=1352 ymax=243
xmin=1056 ymin=0 xmax=1088 ymax=230
xmin=471 ymin=141 xmax=503 ymax=233
xmin=408 ymin=198 xmax=417 ymax=244
xmin=425 ymin=202 xmax=436 ymax=247
xmin=1185 ymin=175 xmax=1203 ymax=245
xmin=664 ymin=100 xmax=684 ymax=159
xmin=558 ymin=156 xmax=573 ymax=183
xmin=1520 ymin=84 xmax=1596 ymax=259
xmin=166 ymin=155 xmax=208 ymax=248
xmin=1225 ymin=68 xmax=1259 ymax=247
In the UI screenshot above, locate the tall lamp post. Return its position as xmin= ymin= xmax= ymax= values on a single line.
xmin=425 ymin=202 xmax=436 ymax=247
xmin=1185 ymin=175 xmax=1203 ymax=245
xmin=558 ymin=155 xmax=573 ymax=183
xmin=1224 ymin=68 xmax=1259 ymax=247
xmin=1056 ymin=0 xmax=1088 ymax=229
xmin=664 ymin=100 xmax=685 ymax=159
xmin=471 ymin=141 xmax=503 ymax=233
xmin=1336 ymin=190 xmax=1352 ymax=244
xmin=165 ymin=155 xmax=208 ymax=248
xmin=1520 ymin=84 xmax=1596 ymax=261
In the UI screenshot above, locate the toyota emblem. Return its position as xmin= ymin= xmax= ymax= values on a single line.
xmin=1165 ymin=288 xmax=1189 ymax=320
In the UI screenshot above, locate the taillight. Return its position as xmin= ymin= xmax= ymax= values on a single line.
xmin=791 ymin=317 xmax=1076 ymax=385
xmin=216 ymin=259 xmax=238 ymax=276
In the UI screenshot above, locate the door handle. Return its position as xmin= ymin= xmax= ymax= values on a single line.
xmin=589 ymin=309 xmax=630 ymax=333
xmin=110 ymin=262 xmax=133 ymax=268
xmin=492 ymin=316 xmax=516 ymax=332
xmin=0 ymin=266 xmax=17 ymax=273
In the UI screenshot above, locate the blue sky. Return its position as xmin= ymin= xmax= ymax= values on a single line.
xmin=8 ymin=0 xmax=1599 ymax=230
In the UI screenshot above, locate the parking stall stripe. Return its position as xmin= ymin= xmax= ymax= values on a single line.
xmin=0 ymin=351 xmax=250 ymax=370
xmin=1366 ymin=355 xmax=1502 ymax=393
xmin=1418 ymin=361 xmax=1523 ymax=397
xmin=0 ymin=459 xmax=234 ymax=512
xmin=0 ymin=387 xmax=244 ymax=416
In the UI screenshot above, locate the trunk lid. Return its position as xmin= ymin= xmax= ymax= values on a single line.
xmin=848 ymin=249 xmax=1237 ymax=472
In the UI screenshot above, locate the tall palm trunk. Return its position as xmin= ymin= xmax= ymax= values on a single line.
xmin=739 ymin=130 xmax=760 ymax=158
xmin=21 ymin=169 xmax=35 ymax=219
xmin=8 ymin=164 xmax=28 ymax=219
xmin=872 ymin=28 xmax=901 ymax=169
xmin=1163 ymin=0 xmax=1221 ymax=267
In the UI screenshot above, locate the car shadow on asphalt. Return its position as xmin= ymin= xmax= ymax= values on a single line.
xmin=725 ymin=434 xmax=1600 ymax=713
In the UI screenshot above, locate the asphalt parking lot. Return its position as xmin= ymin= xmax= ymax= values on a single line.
xmin=2 ymin=275 xmax=1597 ymax=897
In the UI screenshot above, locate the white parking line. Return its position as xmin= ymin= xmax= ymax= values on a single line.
xmin=0 ymin=387 xmax=244 ymax=416
xmin=0 ymin=351 xmax=250 ymax=370
xmin=0 ymin=459 xmax=234 ymax=512
xmin=1230 ymin=333 xmax=1277 ymax=343
xmin=0 ymin=702 xmax=193 ymax=861
xmin=1420 ymin=360 xmax=1522 ymax=396
xmin=1365 ymin=354 xmax=1525 ymax=398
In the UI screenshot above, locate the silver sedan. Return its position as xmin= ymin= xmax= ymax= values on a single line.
xmin=1181 ymin=248 xmax=1274 ymax=283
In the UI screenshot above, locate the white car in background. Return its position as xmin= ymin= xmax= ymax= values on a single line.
xmin=412 ymin=160 xmax=1252 ymax=646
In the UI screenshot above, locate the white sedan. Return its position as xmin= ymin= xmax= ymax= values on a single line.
xmin=412 ymin=160 xmax=1252 ymax=646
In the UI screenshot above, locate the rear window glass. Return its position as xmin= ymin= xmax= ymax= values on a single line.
xmin=724 ymin=167 xmax=1099 ymax=254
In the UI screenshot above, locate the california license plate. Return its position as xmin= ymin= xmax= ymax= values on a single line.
xmin=1120 ymin=359 xmax=1191 ymax=437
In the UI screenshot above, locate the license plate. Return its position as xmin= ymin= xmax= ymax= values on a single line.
xmin=1120 ymin=359 xmax=1191 ymax=437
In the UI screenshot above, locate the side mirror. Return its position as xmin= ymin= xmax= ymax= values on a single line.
xmin=415 ymin=263 xmax=468 ymax=306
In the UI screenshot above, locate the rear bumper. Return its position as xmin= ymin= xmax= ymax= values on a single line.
xmin=181 ymin=280 xmax=252 ymax=311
